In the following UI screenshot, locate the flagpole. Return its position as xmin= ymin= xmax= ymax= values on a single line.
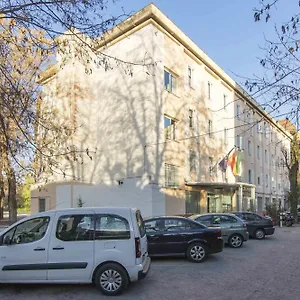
xmin=213 ymin=146 xmax=236 ymax=172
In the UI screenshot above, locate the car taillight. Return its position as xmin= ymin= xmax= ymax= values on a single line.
xmin=135 ymin=237 xmax=141 ymax=258
xmin=216 ymin=230 xmax=222 ymax=238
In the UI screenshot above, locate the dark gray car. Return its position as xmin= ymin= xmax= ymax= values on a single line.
xmin=190 ymin=213 xmax=249 ymax=248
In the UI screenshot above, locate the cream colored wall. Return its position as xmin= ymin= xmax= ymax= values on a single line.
xmin=38 ymin=6 xmax=292 ymax=214
xmin=233 ymin=95 xmax=290 ymax=208
xmin=31 ymin=183 xmax=57 ymax=214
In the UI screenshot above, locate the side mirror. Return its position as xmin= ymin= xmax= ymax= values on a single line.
xmin=3 ymin=235 xmax=12 ymax=246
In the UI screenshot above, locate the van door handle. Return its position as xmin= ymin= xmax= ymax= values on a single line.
xmin=53 ymin=246 xmax=64 ymax=250
xmin=34 ymin=247 xmax=45 ymax=251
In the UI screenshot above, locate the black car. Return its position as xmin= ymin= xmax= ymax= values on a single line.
xmin=144 ymin=216 xmax=223 ymax=263
xmin=232 ymin=212 xmax=275 ymax=239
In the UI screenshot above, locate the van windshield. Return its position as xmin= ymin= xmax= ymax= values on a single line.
xmin=136 ymin=210 xmax=146 ymax=237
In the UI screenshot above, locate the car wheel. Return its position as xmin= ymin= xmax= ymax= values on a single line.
xmin=94 ymin=263 xmax=128 ymax=296
xmin=255 ymin=229 xmax=265 ymax=240
xmin=186 ymin=243 xmax=207 ymax=263
xmin=228 ymin=234 xmax=243 ymax=248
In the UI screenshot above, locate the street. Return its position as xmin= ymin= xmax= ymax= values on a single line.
xmin=1 ymin=226 xmax=300 ymax=300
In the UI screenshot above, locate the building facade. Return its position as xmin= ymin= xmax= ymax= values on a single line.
xmin=31 ymin=4 xmax=291 ymax=217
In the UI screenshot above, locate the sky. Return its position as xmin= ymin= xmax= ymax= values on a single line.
xmin=105 ymin=0 xmax=299 ymax=121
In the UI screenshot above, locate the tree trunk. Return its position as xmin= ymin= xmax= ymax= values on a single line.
xmin=289 ymin=160 xmax=299 ymax=221
xmin=8 ymin=168 xmax=17 ymax=223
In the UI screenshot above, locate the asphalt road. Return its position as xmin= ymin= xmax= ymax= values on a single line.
xmin=1 ymin=226 xmax=300 ymax=300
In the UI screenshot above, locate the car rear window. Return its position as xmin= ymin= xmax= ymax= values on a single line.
xmin=136 ymin=210 xmax=146 ymax=237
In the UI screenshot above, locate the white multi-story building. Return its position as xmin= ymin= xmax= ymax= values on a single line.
xmin=31 ymin=4 xmax=291 ymax=217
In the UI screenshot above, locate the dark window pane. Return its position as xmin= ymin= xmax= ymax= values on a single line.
xmin=95 ymin=214 xmax=130 ymax=240
xmin=136 ymin=210 xmax=146 ymax=237
xmin=56 ymin=215 xmax=94 ymax=241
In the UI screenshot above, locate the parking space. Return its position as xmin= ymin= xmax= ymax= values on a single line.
xmin=1 ymin=226 xmax=300 ymax=300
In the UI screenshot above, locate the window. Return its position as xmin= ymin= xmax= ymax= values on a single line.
xmin=165 ymin=164 xmax=179 ymax=187
xmin=257 ymin=145 xmax=260 ymax=160
xmin=236 ymin=104 xmax=241 ymax=120
xmin=188 ymin=109 xmax=193 ymax=128
xmin=39 ymin=198 xmax=46 ymax=212
xmin=224 ymin=128 xmax=228 ymax=145
xmin=264 ymin=125 xmax=269 ymax=138
xmin=257 ymin=122 xmax=262 ymax=133
xmin=188 ymin=66 xmax=193 ymax=87
xmin=196 ymin=215 xmax=212 ymax=226
xmin=219 ymin=215 xmax=238 ymax=224
xmin=248 ymin=169 xmax=252 ymax=184
xmin=244 ymin=213 xmax=256 ymax=221
xmin=95 ymin=214 xmax=130 ymax=240
xmin=189 ymin=150 xmax=197 ymax=172
xmin=266 ymin=174 xmax=269 ymax=187
xmin=56 ymin=214 xmax=94 ymax=241
xmin=208 ymin=120 xmax=213 ymax=137
xmin=164 ymin=69 xmax=176 ymax=93
xmin=164 ymin=218 xmax=198 ymax=231
xmin=164 ymin=116 xmax=176 ymax=140
xmin=248 ymin=140 xmax=252 ymax=155
xmin=236 ymin=135 xmax=243 ymax=149
xmin=209 ymin=157 xmax=213 ymax=174
xmin=257 ymin=175 xmax=261 ymax=185
xmin=223 ymin=94 xmax=227 ymax=110
xmin=136 ymin=210 xmax=146 ymax=237
xmin=144 ymin=219 xmax=164 ymax=233
xmin=265 ymin=150 xmax=268 ymax=164
xmin=254 ymin=215 xmax=263 ymax=221
xmin=208 ymin=81 xmax=211 ymax=100
xmin=3 ymin=217 xmax=50 ymax=245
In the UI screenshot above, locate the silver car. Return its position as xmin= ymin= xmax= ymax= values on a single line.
xmin=190 ymin=213 xmax=249 ymax=248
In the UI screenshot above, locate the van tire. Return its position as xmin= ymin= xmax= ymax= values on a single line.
xmin=94 ymin=263 xmax=128 ymax=295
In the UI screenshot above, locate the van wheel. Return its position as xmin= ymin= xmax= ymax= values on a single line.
xmin=255 ymin=229 xmax=265 ymax=240
xmin=94 ymin=263 xmax=128 ymax=296
xmin=186 ymin=243 xmax=207 ymax=263
xmin=228 ymin=234 xmax=243 ymax=248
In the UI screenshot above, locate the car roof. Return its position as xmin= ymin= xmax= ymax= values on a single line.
xmin=191 ymin=213 xmax=238 ymax=218
xmin=144 ymin=216 xmax=191 ymax=221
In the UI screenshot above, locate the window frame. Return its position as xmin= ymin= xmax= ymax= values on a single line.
xmin=164 ymin=69 xmax=177 ymax=94
xmin=189 ymin=150 xmax=197 ymax=173
xmin=188 ymin=109 xmax=193 ymax=128
xmin=236 ymin=104 xmax=241 ymax=120
xmin=223 ymin=94 xmax=227 ymax=110
xmin=208 ymin=119 xmax=213 ymax=138
xmin=248 ymin=140 xmax=252 ymax=155
xmin=165 ymin=164 xmax=179 ymax=188
xmin=224 ymin=128 xmax=228 ymax=145
xmin=188 ymin=66 xmax=193 ymax=88
xmin=164 ymin=115 xmax=176 ymax=140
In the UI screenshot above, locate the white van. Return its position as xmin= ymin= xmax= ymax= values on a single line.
xmin=0 ymin=207 xmax=150 ymax=295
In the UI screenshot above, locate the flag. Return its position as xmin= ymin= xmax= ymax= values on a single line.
xmin=218 ymin=156 xmax=228 ymax=172
xmin=228 ymin=151 xmax=237 ymax=175
xmin=234 ymin=152 xmax=242 ymax=176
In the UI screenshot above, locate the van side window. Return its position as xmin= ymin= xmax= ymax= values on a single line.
xmin=136 ymin=210 xmax=146 ymax=237
xmin=56 ymin=215 xmax=94 ymax=241
xmin=95 ymin=214 xmax=130 ymax=240
xmin=2 ymin=217 xmax=50 ymax=245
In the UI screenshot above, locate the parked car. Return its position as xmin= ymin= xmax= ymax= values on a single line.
xmin=0 ymin=207 xmax=151 ymax=296
xmin=144 ymin=216 xmax=223 ymax=263
xmin=189 ymin=213 xmax=249 ymax=248
xmin=232 ymin=212 xmax=275 ymax=239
